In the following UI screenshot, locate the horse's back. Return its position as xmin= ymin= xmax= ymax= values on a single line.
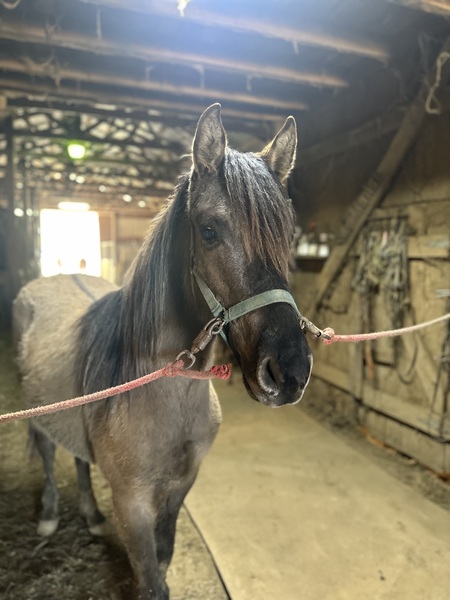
xmin=13 ymin=275 xmax=117 ymax=461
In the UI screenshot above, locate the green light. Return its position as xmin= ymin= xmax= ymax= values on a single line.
xmin=67 ymin=142 xmax=86 ymax=160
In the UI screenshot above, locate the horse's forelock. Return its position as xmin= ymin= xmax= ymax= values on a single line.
xmin=223 ymin=149 xmax=294 ymax=277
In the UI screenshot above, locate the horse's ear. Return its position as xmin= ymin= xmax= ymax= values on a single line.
xmin=192 ymin=103 xmax=227 ymax=175
xmin=260 ymin=116 xmax=297 ymax=183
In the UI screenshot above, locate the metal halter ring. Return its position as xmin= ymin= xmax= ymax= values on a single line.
xmin=175 ymin=350 xmax=196 ymax=370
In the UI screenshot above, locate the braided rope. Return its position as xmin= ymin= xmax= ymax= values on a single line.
xmin=320 ymin=313 xmax=450 ymax=346
xmin=0 ymin=361 xmax=231 ymax=424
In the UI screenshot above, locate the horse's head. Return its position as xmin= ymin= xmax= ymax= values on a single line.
xmin=188 ymin=104 xmax=312 ymax=407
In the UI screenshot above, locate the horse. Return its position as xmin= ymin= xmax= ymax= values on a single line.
xmin=12 ymin=104 xmax=312 ymax=600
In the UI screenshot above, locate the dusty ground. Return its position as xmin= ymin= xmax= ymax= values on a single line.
xmin=0 ymin=334 xmax=228 ymax=600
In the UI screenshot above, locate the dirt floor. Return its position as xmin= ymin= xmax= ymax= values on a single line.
xmin=0 ymin=334 xmax=228 ymax=600
xmin=1 ymin=332 xmax=449 ymax=600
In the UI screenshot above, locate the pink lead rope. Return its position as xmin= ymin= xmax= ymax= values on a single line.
xmin=319 ymin=312 xmax=450 ymax=345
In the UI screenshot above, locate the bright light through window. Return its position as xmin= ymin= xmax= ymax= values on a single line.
xmin=40 ymin=209 xmax=102 ymax=277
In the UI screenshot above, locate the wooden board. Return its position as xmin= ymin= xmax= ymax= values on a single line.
xmin=359 ymin=407 xmax=450 ymax=475
xmin=350 ymin=234 xmax=450 ymax=259
xmin=362 ymin=383 xmax=450 ymax=440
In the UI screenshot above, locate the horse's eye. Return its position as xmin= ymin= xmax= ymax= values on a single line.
xmin=200 ymin=226 xmax=216 ymax=242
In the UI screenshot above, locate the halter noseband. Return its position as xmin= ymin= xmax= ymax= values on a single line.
xmin=192 ymin=266 xmax=323 ymax=343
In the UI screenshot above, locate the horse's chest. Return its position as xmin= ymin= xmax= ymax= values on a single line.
xmin=95 ymin=382 xmax=221 ymax=487
xmin=162 ymin=385 xmax=221 ymax=482
xmin=172 ymin=439 xmax=207 ymax=481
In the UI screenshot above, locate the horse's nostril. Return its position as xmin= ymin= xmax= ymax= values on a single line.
xmin=256 ymin=353 xmax=312 ymax=400
xmin=257 ymin=357 xmax=283 ymax=395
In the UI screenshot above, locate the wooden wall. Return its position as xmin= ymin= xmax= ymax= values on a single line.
xmin=291 ymin=109 xmax=450 ymax=474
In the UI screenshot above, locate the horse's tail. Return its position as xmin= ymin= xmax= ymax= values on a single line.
xmin=11 ymin=284 xmax=35 ymax=375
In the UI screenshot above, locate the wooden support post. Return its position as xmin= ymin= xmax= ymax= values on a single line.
xmin=387 ymin=0 xmax=450 ymax=17
xmin=5 ymin=116 xmax=14 ymax=218
xmin=4 ymin=115 xmax=16 ymax=326
xmin=348 ymin=294 xmax=364 ymax=399
xmin=112 ymin=212 xmax=119 ymax=284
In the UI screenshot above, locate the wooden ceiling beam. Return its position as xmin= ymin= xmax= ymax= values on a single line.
xmin=80 ymin=0 xmax=390 ymax=62
xmin=0 ymin=68 xmax=308 ymax=113
xmin=0 ymin=21 xmax=345 ymax=90
xmin=386 ymin=0 xmax=450 ymax=17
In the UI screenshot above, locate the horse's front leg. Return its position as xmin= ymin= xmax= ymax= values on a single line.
xmin=112 ymin=487 xmax=169 ymax=600
xmin=155 ymin=475 xmax=197 ymax=577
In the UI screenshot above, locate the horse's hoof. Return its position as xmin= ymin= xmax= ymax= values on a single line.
xmin=37 ymin=518 xmax=59 ymax=537
xmin=89 ymin=519 xmax=111 ymax=537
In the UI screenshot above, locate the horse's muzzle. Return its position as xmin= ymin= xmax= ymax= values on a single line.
xmin=248 ymin=349 xmax=313 ymax=407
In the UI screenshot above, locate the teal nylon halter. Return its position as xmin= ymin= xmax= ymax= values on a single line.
xmin=192 ymin=266 xmax=304 ymax=343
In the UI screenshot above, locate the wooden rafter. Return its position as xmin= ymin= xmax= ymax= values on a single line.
xmin=81 ymin=0 xmax=390 ymax=62
xmin=387 ymin=0 xmax=450 ymax=17
xmin=0 ymin=59 xmax=309 ymax=112
xmin=0 ymin=22 xmax=346 ymax=90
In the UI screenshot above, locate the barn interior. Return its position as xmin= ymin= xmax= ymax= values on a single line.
xmin=0 ymin=1 xmax=449 ymax=599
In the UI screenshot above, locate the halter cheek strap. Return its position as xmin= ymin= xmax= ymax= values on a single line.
xmin=192 ymin=267 xmax=323 ymax=343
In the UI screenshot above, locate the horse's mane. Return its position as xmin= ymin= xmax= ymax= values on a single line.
xmin=77 ymin=149 xmax=295 ymax=392
xmin=77 ymin=176 xmax=190 ymax=392
xmin=120 ymin=176 xmax=191 ymax=370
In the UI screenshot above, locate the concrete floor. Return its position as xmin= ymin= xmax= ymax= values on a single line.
xmin=186 ymin=378 xmax=450 ymax=600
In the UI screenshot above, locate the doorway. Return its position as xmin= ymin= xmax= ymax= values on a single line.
xmin=40 ymin=209 xmax=101 ymax=277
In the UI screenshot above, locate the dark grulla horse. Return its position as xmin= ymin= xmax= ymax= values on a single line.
xmin=13 ymin=104 xmax=312 ymax=600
